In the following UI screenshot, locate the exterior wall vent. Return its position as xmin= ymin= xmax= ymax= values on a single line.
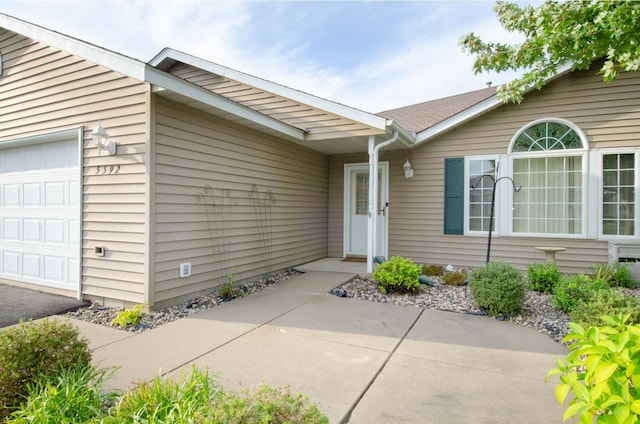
xmin=179 ymin=262 xmax=191 ymax=278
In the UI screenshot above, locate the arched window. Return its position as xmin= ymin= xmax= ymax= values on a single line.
xmin=509 ymin=119 xmax=588 ymax=236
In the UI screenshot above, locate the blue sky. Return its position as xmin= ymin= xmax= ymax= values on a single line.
xmin=0 ymin=0 xmax=529 ymax=112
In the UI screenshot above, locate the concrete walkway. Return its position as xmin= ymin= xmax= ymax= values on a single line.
xmin=63 ymin=268 xmax=568 ymax=423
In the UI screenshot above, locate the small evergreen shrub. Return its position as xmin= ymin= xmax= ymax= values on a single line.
xmin=442 ymin=271 xmax=467 ymax=286
xmin=422 ymin=264 xmax=445 ymax=276
xmin=569 ymin=288 xmax=640 ymax=328
xmin=112 ymin=304 xmax=145 ymax=327
xmin=468 ymin=262 xmax=526 ymax=317
xmin=546 ymin=315 xmax=640 ymax=423
xmin=527 ymin=262 xmax=560 ymax=293
xmin=552 ymin=274 xmax=608 ymax=313
xmin=0 ymin=319 xmax=91 ymax=420
xmin=372 ymin=256 xmax=421 ymax=294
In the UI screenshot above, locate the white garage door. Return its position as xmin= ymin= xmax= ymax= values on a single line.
xmin=0 ymin=134 xmax=80 ymax=291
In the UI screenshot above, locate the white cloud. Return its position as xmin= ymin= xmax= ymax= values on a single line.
xmin=0 ymin=1 xmax=526 ymax=113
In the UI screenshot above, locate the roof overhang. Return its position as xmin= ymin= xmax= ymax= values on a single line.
xmin=413 ymin=62 xmax=576 ymax=145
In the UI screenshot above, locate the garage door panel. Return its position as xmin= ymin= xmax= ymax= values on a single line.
xmin=4 ymin=184 xmax=20 ymax=205
xmin=4 ymin=218 xmax=20 ymax=240
xmin=45 ymin=181 xmax=66 ymax=207
xmin=23 ymin=254 xmax=41 ymax=279
xmin=23 ymin=218 xmax=42 ymax=242
xmin=45 ymin=219 xmax=66 ymax=244
xmin=3 ymin=251 xmax=20 ymax=274
xmin=24 ymin=183 xmax=42 ymax=206
xmin=0 ymin=137 xmax=80 ymax=291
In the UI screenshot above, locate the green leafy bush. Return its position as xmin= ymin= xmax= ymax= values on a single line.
xmin=442 ymin=271 xmax=467 ymax=286
xmin=611 ymin=262 xmax=637 ymax=288
xmin=372 ymin=256 xmax=421 ymax=294
xmin=219 ymin=276 xmax=244 ymax=300
xmin=105 ymin=366 xmax=222 ymax=423
xmin=422 ymin=264 xmax=445 ymax=276
xmin=0 ymin=319 xmax=91 ymax=420
xmin=527 ymin=262 xmax=560 ymax=293
xmin=546 ymin=315 xmax=640 ymax=423
xmin=6 ymin=365 xmax=117 ymax=424
xmin=552 ymin=274 xmax=607 ymax=314
xmin=112 ymin=304 xmax=145 ymax=327
xmin=105 ymin=366 xmax=328 ymax=424
xmin=468 ymin=262 xmax=526 ymax=317
xmin=569 ymin=288 xmax=640 ymax=328
xmin=209 ymin=384 xmax=329 ymax=423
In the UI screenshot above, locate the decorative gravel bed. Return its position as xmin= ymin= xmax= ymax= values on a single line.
xmin=66 ymin=268 xmax=640 ymax=344
xmin=64 ymin=270 xmax=301 ymax=333
xmin=331 ymin=276 xmax=572 ymax=344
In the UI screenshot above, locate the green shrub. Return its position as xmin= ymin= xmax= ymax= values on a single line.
xmin=468 ymin=262 xmax=526 ymax=317
xmin=546 ymin=315 xmax=640 ymax=423
xmin=442 ymin=271 xmax=467 ymax=286
xmin=372 ymin=256 xmax=421 ymax=294
xmin=552 ymin=274 xmax=607 ymax=313
xmin=219 ymin=276 xmax=244 ymax=300
xmin=105 ymin=366 xmax=222 ymax=423
xmin=610 ymin=262 xmax=637 ymax=288
xmin=209 ymin=384 xmax=329 ymax=423
xmin=105 ymin=366 xmax=328 ymax=424
xmin=588 ymin=262 xmax=637 ymax=288
xmin=112 ymin=304 xmax=145 ymax=327
xmin=569 ymin=288 xmax=640 ymax=328
xmin=527 ymin=262 xmax=560 ymax=293
xmin=422 ymin=264 xmax=445 ymax=276
xmin=0 ymin=319 xmax=91 ymax=420
xmin=6 ymin=365 xmax=117 ymax=424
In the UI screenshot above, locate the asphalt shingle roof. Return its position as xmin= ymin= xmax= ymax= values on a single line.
xmin=377 ymin=86 xmax=497 ymax=134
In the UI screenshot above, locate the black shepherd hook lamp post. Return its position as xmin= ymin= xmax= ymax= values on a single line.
xmin=472 ymin=175 xmax=522 ymax=264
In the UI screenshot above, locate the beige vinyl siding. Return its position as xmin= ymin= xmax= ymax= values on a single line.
xmin=153 ymin=96 xmax=328 ymax=307
xmin=0 ymin=29 xmax=149 ymax=304
xmin=166 ymin=62 xmax=381 ymax=141
xmin=329 ymin=67 xmax=640 ymax=273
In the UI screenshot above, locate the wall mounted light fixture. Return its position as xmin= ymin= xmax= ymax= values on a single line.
xmin=403 ymin=159 xmax=414 ymax=179
xmin=91 ymin=122 xmax=116 ymax=156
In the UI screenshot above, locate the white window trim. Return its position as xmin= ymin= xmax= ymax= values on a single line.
xmin=507 ymin=151 xmax=589 ymax=239
xmin=596 ymin=147 xmax=640 ymax=241
xmin=464 ymin=155 xmax=499 ymax=236
xmin=508 ymin=117 xmax=590 ymax=153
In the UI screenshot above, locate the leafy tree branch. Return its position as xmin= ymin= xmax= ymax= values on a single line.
xmin=460 ymin=0 xmax=640 ymax=103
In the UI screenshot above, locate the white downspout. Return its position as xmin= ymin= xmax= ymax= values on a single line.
xmin=367 ymin=131 xmax=399 ymax=273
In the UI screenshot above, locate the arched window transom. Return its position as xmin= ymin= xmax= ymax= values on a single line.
xmin=510 ymin=119 xmax=587 ymax=153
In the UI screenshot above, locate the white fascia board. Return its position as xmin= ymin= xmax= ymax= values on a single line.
xmin=414 ymin=95 xmax=503 ymax=145
xmin=145 ymin=68 xmax=306 ymax=141
xmin=0 ymin=13 xmax=146 ymax=81
xmin=150 ymin=48 xmax=388 ymax=131
xmin=415 ymin=62 xmax=577 ymax=145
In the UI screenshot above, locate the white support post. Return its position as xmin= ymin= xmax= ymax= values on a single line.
xmin=367 ymin=135 xmax=376 ymax=273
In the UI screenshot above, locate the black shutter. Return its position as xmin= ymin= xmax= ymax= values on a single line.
xmin=444 ymin=157 xmax=464 ymax=235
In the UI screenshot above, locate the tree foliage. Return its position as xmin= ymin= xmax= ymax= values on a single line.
xmin=460 ymin=0 xmax=640 ymax=103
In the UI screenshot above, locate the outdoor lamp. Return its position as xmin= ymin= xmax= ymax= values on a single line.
xmin=91 ymin=122 xmax=116 ymax=155
xmin=403 ymin=159 xmax=414 ymax=179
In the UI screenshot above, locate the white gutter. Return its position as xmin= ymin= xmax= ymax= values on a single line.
xmin=367 ymin=131 xmax=399 ymax=273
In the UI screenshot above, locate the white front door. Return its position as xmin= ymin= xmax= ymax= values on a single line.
xmin=344 ymin=163 xmax=388 ymax=258
xmin=0 ymin=136 xmax=81 ymax=291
